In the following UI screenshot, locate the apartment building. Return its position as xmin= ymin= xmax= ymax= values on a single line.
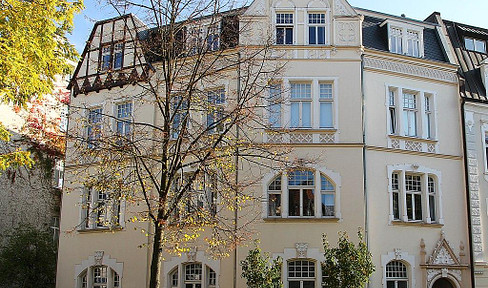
xmin=56 ymin=0 xmax=472 ymax=287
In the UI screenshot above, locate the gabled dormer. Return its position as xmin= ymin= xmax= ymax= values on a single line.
xmin=68 ymin=14 xmax=150 ymax=97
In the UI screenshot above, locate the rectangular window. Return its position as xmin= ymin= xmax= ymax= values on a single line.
xmin=389 ymin=90 xmax=397 ymax=134
xmin=113 ymin=43 xmax=124 ymax=69
xmin=321 ymin=176 xmax=335 ymax=217
xmin=172 ymin=96 xmax=189 ymax=139
xmin=207 ymin=89 xmax=226 ymax=133
xmin=465 ymin=37 xmax=487 ymax=53
xmin=308 ymin=13 xmax=326 ymax=45
xmin=390 ymin=27 xmax=403 ymax=54
xmin=268 ymin=84 xmax=282 ymax=128
xmin=276 ymin=13 xmax=293 ymax=45
xmin=485 ymin=132 xmax=488 ymax=171
xmin=424 ymin=95 xmax=432 ymax=139
xmin=207 ymin=25 xmax=220 ymax=51
xmin=428 ymin=176 xmax=436 ymax=222
xmin=402 ymin=93 xmax=417 ymax=137
xmin=87 ymin=108 xmax=103 ymax=148
xmin=115 ymin=102 xmax=133 ymax=137
xmin=319 ymin=83 xmax=333 ymax=128
xmin=81 ymin=187 xmax=121 ymax=230
xmin=405 ymin=174 xmax=422 ymax=221
xmin=101 ymin=46 xmax=112 ymax=70
xmin=406 ymin=30 xmax=420 ymax=57
xmin=392 ymin=173 xmax=400 ymax=220
xmin=290 ymin=83 xmax=312 ymax=128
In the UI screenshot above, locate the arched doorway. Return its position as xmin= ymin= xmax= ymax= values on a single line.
xmin=432 ymin=278 xmax=455 ymax=288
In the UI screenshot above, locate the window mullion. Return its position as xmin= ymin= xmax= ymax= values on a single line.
xmin=282 ymin=173 xmax=289 ymax=217
xmin=400 ymin=171 xmax=408 ymax=222
xmin=423 ymin=173 xmax=431 ymax=223
xmin=87 ymin=266 xmax=94 ymax=288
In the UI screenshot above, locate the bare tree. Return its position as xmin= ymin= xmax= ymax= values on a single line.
xmin=66 ymin=0 xmax=290 ymax=287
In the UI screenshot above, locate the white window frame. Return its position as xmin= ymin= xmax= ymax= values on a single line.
xmin=290 ymin=83 xmax=312 ymax=128
xmin=171 ymin=95 xmax=189 ymax=139
xmin=282 ymin=78 xmax=338 ymax=130
xmin=387 ymin=164 xmax=443 ymax=225
xmin=287 ymin=259 xmax=316 ymax=288
xmin=79 ymin=186 xmax=125 ymax=230
xmin=267 ymin=83 xmax=283 ymax=128
xmin=481 ymin=123 xmax=488 ymax=174
xmin=275 ymin=12 xmax=294 ymax=45
xmin=262 ymin=166 xmax=341 ymax=219
xmin=386 ymin=85 xmax=437 ymax=140
xmin=206 ymin=88 xmax=226 ymax=134
xmin=75 ymin=253 xmax=124 ymax=288
xmin=114 ymin=101 xmax=133 ymax=138
xmin=319 ymin=83 xmax=334 ymax=128
xmin=381 ymin=251 xmax=415 ymax=288
xmin=163 ymin=252 xmax=220 ymax=288
xmin=385 ymin=261 xmax=409 ymax=288
xmin=383 ymin=21 xmax=424 ymax=58
xmin=465 ymin=37 xmax=487 ymax=53
xmin=307 ymin=13 xmax=327 ymax=45
xmin=87 ymin=107 xmax=103 ymax=148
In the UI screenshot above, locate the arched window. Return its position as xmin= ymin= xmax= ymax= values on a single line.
xmin=386 ymin=261 xmax=408 ymax=288
xmin=266 ymin=169 xmax=338 ymax=218
xmin=288 ymin=260 xmax=316 ymax=288
xmin=169 ymin=263 xmax=216 ymax=288
xmin=268 ymin=176 xmax=282 ymax=217
xmin=389 ymin=165 xmax=441 ymax=224
xmin=79 ymin=266 xmax=120 ymax=288
xmin=321 ymin=175 xmax=335 ymax=217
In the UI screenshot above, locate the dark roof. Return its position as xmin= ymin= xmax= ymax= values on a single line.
xmin=443 ymin=19 xmax=488 ymax=102
xmin=361 ymin=14 xmax=448 ymax=63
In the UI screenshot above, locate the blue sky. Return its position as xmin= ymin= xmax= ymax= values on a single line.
xmin=68 ymin=0 xmax=488 ymax=53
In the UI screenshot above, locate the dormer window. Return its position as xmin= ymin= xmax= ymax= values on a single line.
xmin=113 ymin=43 xmax=124 ymax=69
xmin=276 ymin=13 xmax=293 ymax=45
xmin=382 ymin=20 xmax=424 ymax=58
xmin=464 ymin=37 xmax=486 ymax=53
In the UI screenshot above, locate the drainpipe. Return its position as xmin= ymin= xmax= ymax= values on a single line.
xmin=233 ymin=50 xmax=241 ymax=288
xmin=360 ymin=52 xmax=371 ymax=288
xmin=461 ymin=98 xmax=476 ymax=288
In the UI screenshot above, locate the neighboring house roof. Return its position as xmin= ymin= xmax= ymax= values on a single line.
xmin=357 ymin=9 xmax=448 ymax=63
xmin=442 ymin=19 xmax=488 ymax=102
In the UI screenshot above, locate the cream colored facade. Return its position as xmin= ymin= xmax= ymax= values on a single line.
xmin=57 ymin=1 xmax=472 ymax=288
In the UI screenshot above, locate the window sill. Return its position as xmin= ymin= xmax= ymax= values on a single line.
xmin=390 ymin=220 xmax=443 ymax=227
xmin=77 ymin=226 xmax=123 ymax=233
xmin=263 ymin=217 xmax=340 ymax=223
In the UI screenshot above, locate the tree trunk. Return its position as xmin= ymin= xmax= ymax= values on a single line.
xmin=149 ymin=223 xmax=163 ymax=288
